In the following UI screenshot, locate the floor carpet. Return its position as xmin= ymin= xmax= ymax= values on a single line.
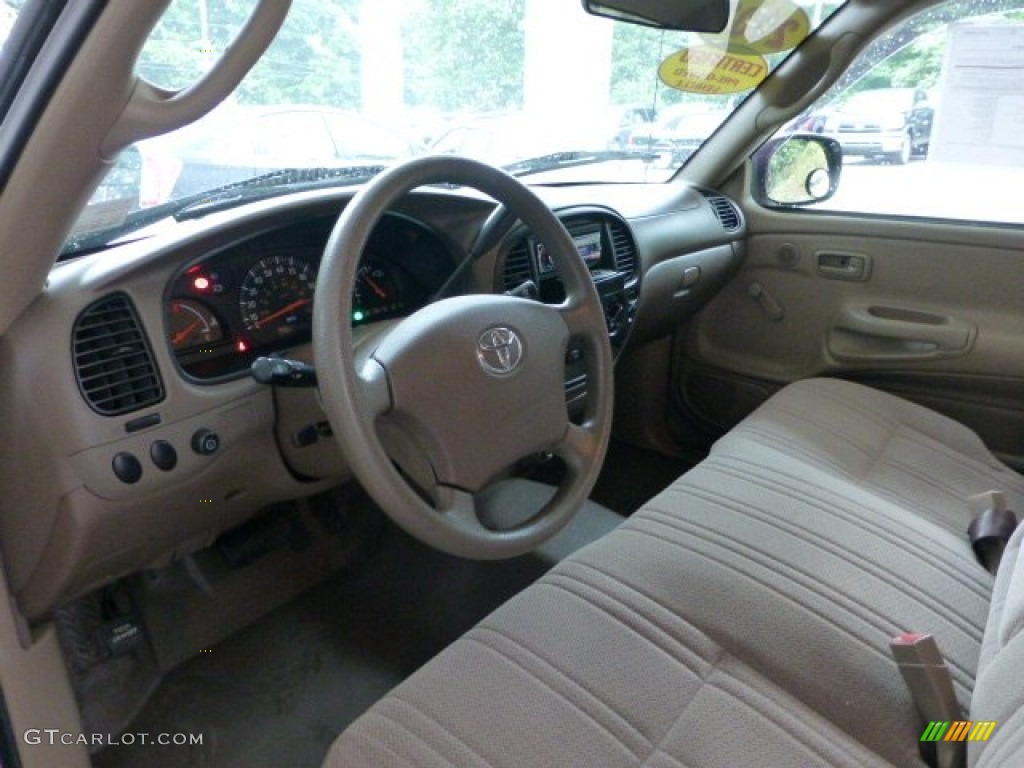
xmin=93 ymin=498 xmax=622 ymax=768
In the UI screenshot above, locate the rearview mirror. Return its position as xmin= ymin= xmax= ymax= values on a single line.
xmin=582 ymin=0 xmax=730 ymax=32
xmin=752 ymin=134 xmax=842 ymax=207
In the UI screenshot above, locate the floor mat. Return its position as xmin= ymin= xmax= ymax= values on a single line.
xmin=93 ymin=498 xmax=621 ymax=768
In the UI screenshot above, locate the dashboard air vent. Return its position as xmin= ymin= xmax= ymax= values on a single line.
xmin=703 ymin=193 xmax=741 ymax=232
xmin=564 ymin=218 xmax=598 ymax=239
xmin=609 ymin=220 xmax=637 ymax=276
xmin=72 ymin=293 xmax=164 ymax=416
xmin=502 ymin=240 xmax=533 ymax=291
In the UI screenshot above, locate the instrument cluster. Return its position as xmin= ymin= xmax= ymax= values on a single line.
xmin=165 ymin=213 xmax=456 ymax=381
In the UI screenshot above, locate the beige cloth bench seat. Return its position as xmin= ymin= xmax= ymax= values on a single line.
xmin=325 ymin=378 xmax=1024 ymax=767
xmin=714 ymin=378 xmax=1024 ymax=536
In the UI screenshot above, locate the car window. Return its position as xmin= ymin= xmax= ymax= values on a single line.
xmin=135 ymin=0 xmax=258 ymax=91
xmin=769 ymin=0 xmax=1024 ymax=225
xmin=321 ymin=113 xmax=412 ymax=161
xmin=249 ymin=112 xmax=337 ymax=163
xmin=65 ymin=0 xmax=846 ymax=253
xmin=0 ymin=3 xmax=17 ymax=46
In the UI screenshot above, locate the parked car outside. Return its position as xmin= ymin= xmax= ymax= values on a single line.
xmin=605 ymin=104 xmax=658 ymax=148
xmin=783 ymin=108 xmax=829 ymax=133
xmin=822 ymin=86 xmax=934 ymax=163
xmin=136 ymin=105 xmax=421 ymax=206
xmin=430 ymin=112 xmax=610 ymax=167
xmin=625 ymin=107 xmax=730 ymax=167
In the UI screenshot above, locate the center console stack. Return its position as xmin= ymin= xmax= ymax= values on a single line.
xmin=504 ymin=212 xmax=642 ymax=412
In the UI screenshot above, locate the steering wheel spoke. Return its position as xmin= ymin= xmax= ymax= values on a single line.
xmin=357 ymin=358 xmax=392 ymax=417
xmin=558 ymin=299 xmax=592 ymax=338
xmin=436 ymin=486 xmax=486 ymax=532
xmin=555 ymin=422 xmax=602 ymax=476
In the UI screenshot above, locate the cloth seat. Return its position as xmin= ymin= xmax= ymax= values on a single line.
xmin=970 ymin=523 xmax=1024 ymax=767
xmin=324 ymin=378 xmax=1024 ymax=767
xmin=713 ymin=378 xmax=1024 ymax=536
xmin=328 ymin=555 xmax=895 ymax=767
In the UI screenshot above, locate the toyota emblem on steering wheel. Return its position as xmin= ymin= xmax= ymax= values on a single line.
xmin=476 ymin=326 xmax=523 ymax=376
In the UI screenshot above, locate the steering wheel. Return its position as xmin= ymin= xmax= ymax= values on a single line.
xmin=312 ymin=155 xmax=613 ymax=559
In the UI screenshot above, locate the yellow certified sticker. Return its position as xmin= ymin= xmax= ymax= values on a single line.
xmin=658 ymin=46 xmax=768 ymax=95
xmin=702 ymin=0 xmax=810 ymax=56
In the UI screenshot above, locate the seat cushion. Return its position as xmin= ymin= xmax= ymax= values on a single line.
xmin=326 ymin=553 xmax=895 ymax=768
xmin=326 ymin=462 xmax=988 ymax=766
xmin=713 ymin=378 xmax=1024 ymax=536
xmin=602 ymin=456 xmax=988 ymax=765
xmin=324 ymin=378 xmax=1024 ymax=767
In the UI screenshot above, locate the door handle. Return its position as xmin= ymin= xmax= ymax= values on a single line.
xmin=829 ymin=305 xmax=975 ymax=361
xmin=817 ymin=251 xmax=871 ymax=281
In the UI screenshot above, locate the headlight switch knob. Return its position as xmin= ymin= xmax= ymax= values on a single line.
xmin=191 ymin=428 xmax=221 ymax=456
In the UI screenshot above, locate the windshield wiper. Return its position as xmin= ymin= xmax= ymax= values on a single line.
xmin=62 ymin=165 xmax=387 ymax=257
xmin=503 ymin=149 xmax=655 ymax=178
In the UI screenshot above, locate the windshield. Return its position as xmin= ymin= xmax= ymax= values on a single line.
xmin=58 ymin=0 xmax=843 ymax=253
xmin=842 ymin=88 xmax=918 ymax=111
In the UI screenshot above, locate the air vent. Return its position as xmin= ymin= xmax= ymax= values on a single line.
xmin=502 ymin=240 xmax=533 ymax=291
xmin=703 ymin=193 xmax=741 ymax=231
xmin=609 ymin=220 xmax=637 ymax=276
xmin=564 ymin=218 xmax=599 ymax=239
xmin=72 ymin=293 xmax=164 ymax=416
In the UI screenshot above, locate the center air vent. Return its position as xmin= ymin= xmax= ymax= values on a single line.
xmin=502 ymin=240 xmax=533 ymax=291
xmin=609 ymin=220 xmax=637 ymax=276
xmin=703 ymin=193 xmax=741 ymax=231
xmin=564 ymin=218 xmax=599 ymax=240
xmin=72 ymin=293 xmax=164 ymax=416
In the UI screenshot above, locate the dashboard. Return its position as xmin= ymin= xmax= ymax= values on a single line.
xmin=166 ymin=213 xmax=456 ymax=380
xmin=1 ymin=181 xmax=746 ymax=619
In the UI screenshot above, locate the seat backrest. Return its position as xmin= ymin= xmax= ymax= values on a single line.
xmin=970 ymin=522 xmax=1024 ymax=766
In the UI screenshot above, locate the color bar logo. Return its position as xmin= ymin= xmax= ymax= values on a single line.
xmin=921 ymin=721 xmax=997 ymax=743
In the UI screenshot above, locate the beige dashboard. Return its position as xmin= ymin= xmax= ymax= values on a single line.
xmin=0 ymin=181 xmax=744 ymax=620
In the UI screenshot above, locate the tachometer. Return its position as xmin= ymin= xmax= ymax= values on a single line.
xmin=168 ymin=299 xmax=223 ymax=350
xmin=239 ymin=253 xmax=317 ymax=343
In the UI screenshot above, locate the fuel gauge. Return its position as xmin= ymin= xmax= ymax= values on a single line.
xmin=169 ymin=299 xmax=224 ymax=350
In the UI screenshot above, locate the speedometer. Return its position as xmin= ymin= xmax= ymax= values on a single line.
xmin=238 ymin=253 xmax=317 ymax=344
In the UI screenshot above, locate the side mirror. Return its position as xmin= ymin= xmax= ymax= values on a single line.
xmin=752 ymin=134 xmax=842 ymax=207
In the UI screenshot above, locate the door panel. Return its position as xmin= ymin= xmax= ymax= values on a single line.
xmin=677 ymin=217 xmax=1024 ymax=469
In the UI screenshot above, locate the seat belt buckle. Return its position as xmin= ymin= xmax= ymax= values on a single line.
xmin=967 ymin=491 xmax=1017 ymax=574
xmin=891 ymin=632 xmax=965 ymax=768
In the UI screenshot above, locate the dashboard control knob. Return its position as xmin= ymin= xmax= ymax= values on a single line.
xmin=150 ymin=440 xmax=178 ymax=471
xmin=191 ymin=429 xmax=220 ymax=456
xmin=112 ymin=452 xmax=143 ymax=484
